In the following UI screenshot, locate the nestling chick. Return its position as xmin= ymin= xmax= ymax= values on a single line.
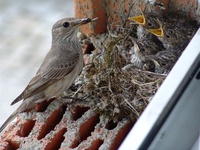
xmin=129 ymin=37 xmax=146 ymax=69
xmin=128 ymin=9 xmax=163 ymax=39
xmin=148 ymin=48 xmax=179 ymax=73
xmin=147 ymin=19 xmax=190 ymax=54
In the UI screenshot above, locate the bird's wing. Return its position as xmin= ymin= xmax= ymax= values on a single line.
xmin=11 ymin=50 xmax=80 ymax=105
xmin=41 ymin=56 xmax=79 ymax=79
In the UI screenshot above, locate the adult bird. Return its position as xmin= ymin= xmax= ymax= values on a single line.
xmin=0 ymin=17 xmax=95 ymax=132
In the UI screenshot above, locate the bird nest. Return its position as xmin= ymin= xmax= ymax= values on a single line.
xmin=66 ymin=6 xmax=198 ymax=123
xmin=75 ymin=37 xmax=166 ymax=122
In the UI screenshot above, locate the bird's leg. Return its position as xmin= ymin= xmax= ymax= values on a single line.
xmin=59 ymin=95 xmax=89 ymax=105
xmin=62 ymin=95 xmax=89 ymax=101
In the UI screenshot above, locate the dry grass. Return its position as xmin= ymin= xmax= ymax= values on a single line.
xmin=65 ymin=4 xmax=198 ymax=123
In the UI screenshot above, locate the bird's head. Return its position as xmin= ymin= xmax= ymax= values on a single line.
xmin=146 ymin=19 xmax=164 ymax=37
xmin=51 ymin=18 xmax=93 ymax=42
xmin=128 ymin=7 xmax=162 ymax=30
xmin=147 ymin=19 xmax=183 ymax=48
xmin=129 ymin=37 xmax=146 ymax=61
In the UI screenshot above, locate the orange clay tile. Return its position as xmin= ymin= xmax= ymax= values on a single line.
xmin=0 ymin=99 xmax=134 ymax=149
xmin=74 ymin=0 xmax=199 ymax=34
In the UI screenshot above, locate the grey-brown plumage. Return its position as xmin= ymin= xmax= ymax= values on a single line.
xmin=128 ymin=35 xmax=164 ymax=70
xmin=136 ymin=37 xmax=164 ymax=55
xmin=0 ymin=18 xmax=93 ymax=132
xmin=145 ymin=19 xmax=187 ymax=73
xmin=129 ymin=37 xmax=146 ymax=69
xmin=148 ymin=49 xmax=178 ymax=73
xmin=147 ymin=19 xmax=191 ymax=52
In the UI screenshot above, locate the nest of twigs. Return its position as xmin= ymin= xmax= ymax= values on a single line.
xmin=66 ymin=4 xmax=198 ymax=123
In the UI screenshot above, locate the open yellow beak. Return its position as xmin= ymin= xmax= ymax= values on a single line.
xmin=147 ymin=27 xmax=164 ymax=37
xmin=128 ymin=15 xmax=146 ymax=25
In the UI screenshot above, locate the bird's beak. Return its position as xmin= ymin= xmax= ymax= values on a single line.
xmin=75 ymin=18 xmax=98 ymax=26
xmin=147 ymin=27 xmax=164 ymax=37
xmin=128 ymin=15 xmax=146 ymax=25
xmin=147 ymin=19 xmax=164 ymax=37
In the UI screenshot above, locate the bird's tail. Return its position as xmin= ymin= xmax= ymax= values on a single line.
xmin=0 ymin=109 xmax=19 ymax=133
xmin=0 ymin=98 xmax=35 ymax=133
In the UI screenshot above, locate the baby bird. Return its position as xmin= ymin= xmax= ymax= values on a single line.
xmin=128 ymin=9 xmax=162 ymax=39
xmin=129 ymin=37 xmax=146 ymax=69
xmin=148 ymin=48 xmax=179 ymax=73
xmin=146 ymin=17 xmax=197 ymax=73
xmin=136 ymin=37 xmax=164 ymax=55
xmin=128 ymin=37 xmax=157 ymax=71
xmin=147 ymin=19 xmax=189 ymax=54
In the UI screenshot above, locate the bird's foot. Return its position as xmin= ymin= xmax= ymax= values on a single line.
xmin=59 ymin=95 xmax=89 ymax=105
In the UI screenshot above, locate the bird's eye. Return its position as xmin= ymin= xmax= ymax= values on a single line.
xmin=141 ymin=48 xmax=145 ymax=52
xmin=63 ymin=22 xmax=69 ymax=28
xmin=147 ymin=22 xmax=152 ymax=27
xmin=166 ymin=34 xmax=170 ymax=39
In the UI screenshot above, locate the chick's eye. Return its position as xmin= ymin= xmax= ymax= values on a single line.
xmin=147 ymin=22 xmax=152 ymax=27
xmin=63 ymin=22 xmax=69 ymax=28
xmin=141 ymin=48 xmax=145 ymax=52
xmin=166 ymin=34 xmax=170 ymax=39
